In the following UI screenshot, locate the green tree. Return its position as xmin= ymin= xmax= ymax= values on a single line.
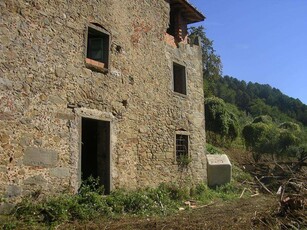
xmin=242 ymin=116 xmax=278 ymax=161
xmin=205 ymin=97 xmax=239 ymax=145
xmin=189 ymin=26 xmax=222 ymax=97
xmin=242 ymin=118 xmax=305 ymax=162
xmin=276 ymin=123 xmax=307 ymax=172
xmin=277 ymin=122 xmax=303 ymax=159
xmin=205 ymin=74 xmax=307 ymax=126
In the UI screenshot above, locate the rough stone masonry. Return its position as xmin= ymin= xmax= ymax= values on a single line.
xmin=0 ymin=0 xmax=207 ymax=203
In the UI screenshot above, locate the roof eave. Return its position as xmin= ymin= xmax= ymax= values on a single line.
xmin=169 ymin=0 xmax=205 ymax=24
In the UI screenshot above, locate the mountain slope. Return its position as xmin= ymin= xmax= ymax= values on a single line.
xmin=205 ymin=75 xmax=307 ymax=126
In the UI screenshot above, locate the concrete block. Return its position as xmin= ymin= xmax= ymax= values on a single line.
xmin=24 ymin=147 xmax=58 ymax=167
xmin=207 ymin=154 xmax=232 ymax=187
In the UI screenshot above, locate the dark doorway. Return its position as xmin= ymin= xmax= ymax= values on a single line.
xmin=81 ymin=118 xmax=111 ymax=194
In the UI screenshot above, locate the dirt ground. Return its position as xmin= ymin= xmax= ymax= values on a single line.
xmin=57 ymin=195 xmax=278 ymax=230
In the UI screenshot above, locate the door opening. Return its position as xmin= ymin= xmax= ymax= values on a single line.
xmin=81 ymin=117 xmax=111 ymax=194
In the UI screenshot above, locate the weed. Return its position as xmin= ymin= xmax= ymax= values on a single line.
xmin=158 ymin=183 xmax=190 ymax=201
xmin=232 ymin=164 xmax=252 ymax=183
xmin=206 ymin=143 xmax=225 ymax=155
xmin=1 ymin=222 xmax=17 ymax=230
xmin=3 ymin=175 xmax=250 ymax=228
xmin=177 ymin=155 xmax=192 ymax=168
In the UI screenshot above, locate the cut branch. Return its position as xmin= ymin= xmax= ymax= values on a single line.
xmin=255 ymin=176 xmax=273 ymax=195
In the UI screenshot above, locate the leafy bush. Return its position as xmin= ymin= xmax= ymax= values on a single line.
xmin=15 ymin=178 xmax=111 ymax=224
xmin=158 ymin=183 xmax=190 ymax=201
xmin=8 ymin=176 xmax=248 ymax=228
xmin=13 ymin=180 xmax=186 ymax=226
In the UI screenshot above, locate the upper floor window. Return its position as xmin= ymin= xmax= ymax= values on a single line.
xmin=173 ymin=62 xmax=187 ymax=95
xmin=165 ymin=0 xmax=205 ymax=46
xmin=85 ymin=23 xmax=110 ymax=73
xmin=167 ymin=8 xmax=187 ymax=44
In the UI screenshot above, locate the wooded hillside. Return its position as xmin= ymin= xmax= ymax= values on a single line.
xmin=205 ymin=75 xmax=307 ymax=126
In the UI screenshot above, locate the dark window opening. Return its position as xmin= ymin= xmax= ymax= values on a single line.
xmin=166 ymin=1 xmax=204 ymax=46
xmin=173 ymin=62 xmax=187 ymax=95
xmin=176 ymin=134 xmax=189 ymax=161
xmin=167 ymin=9 xmax=187 ymax=44
xmin=167 ymin=9 xmax=177 ymax=37
xmin=81 ymin=118 xmax=111 ymax=194
xmin=86 ymin=24 xmax=110 ymax=70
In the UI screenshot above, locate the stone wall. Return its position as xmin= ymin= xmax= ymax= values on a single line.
xmin=0 ymin=0 xmax=206 ymax=201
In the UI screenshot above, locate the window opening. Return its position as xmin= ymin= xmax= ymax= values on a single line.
xmin=173 ymin=62 xmax=187 ymax=95
xmin=176 ymin=134 xmax=189 ymax=161
xmin=86 ymin=24 xmax=110 ymax=71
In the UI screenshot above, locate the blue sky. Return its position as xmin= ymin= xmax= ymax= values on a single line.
xmin=190 ymin=0 xmax=307 ymax=105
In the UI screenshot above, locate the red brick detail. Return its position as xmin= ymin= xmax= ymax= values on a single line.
xmin=165 ymin=33 xmax=177 ymax=48
xmin=85 ymin=58 xmax=105 ymax=69
xmin=165 ymin=33 xmax=189 ymax=48
xmin=85 ymin=58 xmax=108 ymax=73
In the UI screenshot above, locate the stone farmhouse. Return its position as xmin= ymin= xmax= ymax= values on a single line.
xmin=0 ymin=0 xmax=206 ymax=200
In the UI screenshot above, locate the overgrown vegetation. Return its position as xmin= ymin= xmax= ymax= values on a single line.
xmin=191 ymin=24 xmax=307 ymax=229
xmin=1 ymin=175 xmax=250 ymax=229
xmin=204 ymin=97 xmax=239 ymax=146
xmin=202 ymin=76 xmax=307 ymax=162
xmin=192 ymin=24 xmax=307 ymax=163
